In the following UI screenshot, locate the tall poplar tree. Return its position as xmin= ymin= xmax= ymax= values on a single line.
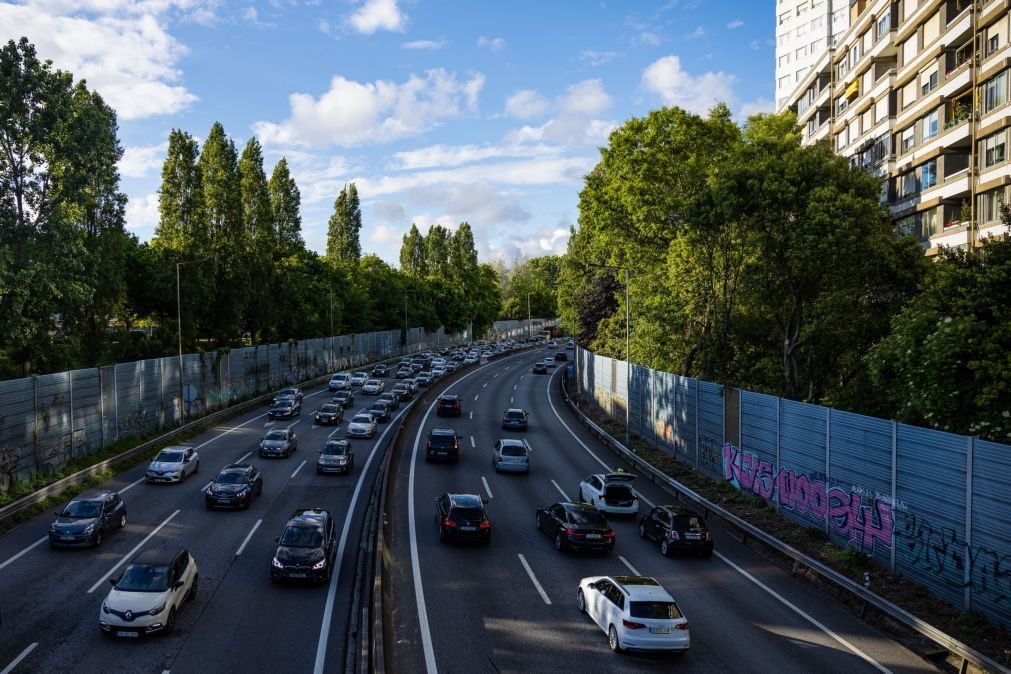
xmin=326 ymin=182 xmax=362 ymax=264
xmin=424 ymin=224 xmax=451 ymax=277
xmin=269 ymin=157 xmax=303 ymax=257
xmin=399 ymin=223 xmax=426 ymax=277
xmin=239 ymin=137 xmax=274 ymax=342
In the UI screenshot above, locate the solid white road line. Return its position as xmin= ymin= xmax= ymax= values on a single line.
xmin=88 ymin=510 xmax=180 ymax=593
xmin=0 ymin=643 xmax=38 ymax=674
xmin=470 ymin=436 xmax=476 ymax=448
xmin=510 ymin=397 xmax=513 ymax=404
xmin=545 ymin=370 xmax=614 ymax=475
xmin=235 ymin=519 xmax=262 ymax=556
xmin=328 ymin=428 xmax=341 ymax=438
xmin=638 ymin=492 xmax=656 ymax=508
xmin=518 ymin=554 xmax=551 ymax=605
xmin=0 ymin=536 xmax=47 ymax=573
xmin=551 ymin=479 xmax=570 ymax=501
xmin=313 ymin=401 xmax=416 ymax=674
xmin=118 ymin=475 xmax=147 ymax=495
xmin=619 ymin=555 xmax=641 ymax=576
xmin=264 ymin=421 xmax=275 ymax=428
xmin=200 ymin=481 xmax=212 ymax=492
xmin=290 ymin=460 xmax=307 ymax=478
xmin=287 ymin=420 xmax=300 ymax=430
xmin=714 ymin=551 xmax=891 ymax=674
xmin=481 ymin=476 xmax=493 ymax=499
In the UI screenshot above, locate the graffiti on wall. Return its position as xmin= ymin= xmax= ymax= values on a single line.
xmin=700 ymin=435 xmax=723 ymax=473
xmin=722 ymin=443 xmax=895 ymax=554
xmin=896 ymin=511 xmax=1011 ymax=609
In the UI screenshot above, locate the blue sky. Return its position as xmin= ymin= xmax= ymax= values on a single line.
xmin=2 ymin=0 xmax=775 ymax=265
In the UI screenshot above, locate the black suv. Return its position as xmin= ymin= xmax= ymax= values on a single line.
xmin=49 ymin=491 xmax=127 ymax=547
xmin=435 ymin=493 xmax=491 ymax=543
xmin=436 ymin=394 xmax=462 ymax=416
xmin=425 ymin=427 xmax=461 ymax=462
xmin=270 ymin=509 xmax=337 ymax=583
xmin=372 ymin=364 xmax=390 ymax=377
xmin=313 ymin=403 xmax=344 ymax=426
xmin=205 ymin=464 xmax=262 ymax=509
xmin=639 ymin=506 xmax=714 ymax=558
xmin=535 ymin=502 xmax=615 ymax=553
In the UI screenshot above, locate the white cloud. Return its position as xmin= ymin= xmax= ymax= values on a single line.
xmin=347 ymin=0 xmax=406 ymax=35
xmin=124 ymin=193 xmax=160 ymax=235
xmin=739 ymin=97 xmax=776 ymax=118
xmin=579 ymin=49 xmax=618 ymax=66
xmin=371 ymin=200 xmax=406 ymax=224
xmin=119 ymin=142 xmax=167 ymax=179
xmin=727 ymin=19 xmax=744 ymax=29
xmin=560 ymin=79 xmax=611 ymax=115
xmin=686 ymin=26 xmax=707 ymax=39
xmin=641 ymin=55 xmax=735 ymax=114
xmin=252 ymin=68 xmax=486 ymax=148
xmin=505 ymin=116 xmax=615 ymax=147
xmin=505 ymin=89 xmax=550 ymax=120
xmin=634 ymin=31 xmax=661 ymax=46
xmin=402 ymin=39 xmax=445 ymax=50
xmin=392 ymin=143 xmax=560 ymax=170
xmin=366 ymin=223 xmax=405 ymax=248
xmin=477 ymin=35 xmax=505 ymax=51
xmin=0 ymin=1 xmax=201 ymax=119
xmin=749 ymin=40 xmax=761 ymax=50
xmin=408 ymin=182 xmax=531 ymax=226
xmin=483 ymin=224 xmax=571 ymax=262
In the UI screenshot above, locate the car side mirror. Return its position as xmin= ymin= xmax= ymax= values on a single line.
xmin=173 ymin=580 xmax=185 ymax=591
xmin=483 ymin=498 xmax=489 ymax=504
xmin=109 ymin=577 xmax=118 ymax=587
xmin=55 ymin=512 xmax=62 ymax=517
xmin=274 ymin=537 xmax=280 ymax=543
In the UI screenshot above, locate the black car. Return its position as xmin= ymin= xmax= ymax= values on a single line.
xmin=639 ymin=506 xmax=714 ymax=558
xmin=378 ymin=392 xmax=400 ymax=410
xmin=260 ymin=428 xmax=298 ymax=458
xmin=49 ymin=491 xmax=126 ymax=547
xmin=425 ymin=427 xmax=461 ymax=462
xmin=314 ymin=403 xmax=344 ymax=426
xmin=367 ymin=401 xmax=392 ymax=422
xmin=501 ymin=408 xmax=528 ymax=430
xmin=205 ymin=464 xmax=262 ymax=509
xmin=536 ymin=502 xmax=615 ymax=552
xmin=435 ymin=493 xmax=491 ymax=543
xmin=272 ymin=387 xmax=303 ymax=404
xmin=372 ymin=364 xmax=390 ymax=377
xmin=554 ymin=351 xmax=567 ymax=361
xmin=532 ymin=363 xmax=548 ymax=375
xmin=436 ymin=394 xmax=462 ymax=416
xmin=268 ymin=398 xmax=300 ymax=420
xmin=317 ymin=439 xmax=354 ymax=474
xmin=396 ymin=367 xmax=412 ymax=379
xmin=270 ymin=508 xmax=337 ymax=584
xmin=391 ymin=383 xmax=412 ymax=401
xmin=331 ymin=390 xmax=355 ymax=408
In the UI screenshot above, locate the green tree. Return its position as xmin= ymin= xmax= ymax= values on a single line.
xmin=400 ymin=223 xmax=426 ymax=277
xmin=326 ymin=182 xmax=362 ymax=264
xmin=423 ymin=224 xmax=451 ymax=277
xmin=239 ymin=137 xmax=274 ymax=343
xmin=269 ymin=157 xmax=303 ymax=257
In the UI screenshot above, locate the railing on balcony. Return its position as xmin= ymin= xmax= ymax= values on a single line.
xmin=946 ymin=0 xmax=973 ymax=26
xmin=947 ymin=38 xmax=974 ymax=78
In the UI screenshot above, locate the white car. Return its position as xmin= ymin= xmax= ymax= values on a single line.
xmin=100 ymin=547 xmax=198 ymax=637
xmin=462 ymin=356 xmax=477 ymax=365
xmin=350 ymin=372 xmax=369 ymax=386
xmin=576 ymin=575 xmax=690 ymax=654
xmin=492 ymin=439 xmax=529 ymax=473
xmin=145 ymin=446 xmax=199 ymax=483
xmin=362 ymin=379 xmax=385 ymax=395
xmin=431 ymin=358 xmax=446 ymax=369
xmin=578 ymin=472 xmax=639 ymax=515
xmin=346 ymin=414 xmax=377 ymax=439
xmin=328 ymin=373 xmax=351 ymax=391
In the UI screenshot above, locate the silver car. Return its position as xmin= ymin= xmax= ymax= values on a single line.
xmin=492 ymin=439 xmax=529 ymax=473
xmin=346 ymin=414 xmax=377 ymax=438
xmin=362 ymin=379 xmax=385 ymax=395
xmin=350 ymin=372 xmax=369 ymax=386
xmin=146 ymin=445 xmax=199 ymax=483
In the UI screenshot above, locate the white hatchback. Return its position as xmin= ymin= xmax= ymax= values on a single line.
xmin=577 ymin=575 xmax=689 ymax=654
xmin=100 ymin=547 xmax=198 ymax=637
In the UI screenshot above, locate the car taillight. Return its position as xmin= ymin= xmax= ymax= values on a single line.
xmin=603 ymin=531 xmax=615 ymax=537
xmin=622 ymin=619 xmax=646 ymax=630
xmin=675 ymin=623 xmax=690 ymax=631
xmin=427 ymin=441 xmax=432 ymax=448
xmin=669 ymin=531 xmax=680 ymax=540
xmin=704 ymin=531 xmax=712 ymax=541
xmin=479 ymin=519 xmax=491 ymax=529
xmin=442 ymin=519 xmax=457 ymax=527
xmin=565 ymin=528 xmax=584 ymax=537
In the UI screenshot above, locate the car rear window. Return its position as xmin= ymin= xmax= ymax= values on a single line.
xmin=629 ymin=601 xmax=682 ymax=620
xmin=506 ymin=411 xmax=524 ymax=419
xmin=568 ymin=509 xmax=607 ymax=526
xmin=674 ymin=515 xmax=707 ymax=531
xmin=501 ymin=444 xmax=526 ymax=457
xmin=604 ymin=485 xmax=633 ymax=500
xmin=449 ymin=507 xmax=484 ymax=520
xmin=429 ymin=434 xmax=457 ymax=448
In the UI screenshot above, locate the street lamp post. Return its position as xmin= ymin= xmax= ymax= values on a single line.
xmin=176 ymin=257 xmax=214 ymax=426
xmin=527 ymin=292 xmax=533 ymax=339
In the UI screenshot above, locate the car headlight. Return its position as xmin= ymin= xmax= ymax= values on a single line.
xmin=238 ymin=487 xmax=250 ymax=495
xmin=150 ymin=602 xmax=166 ymax=615
xmin=272 ymin=557 xmax=284 ymax=569
xmin=312 ymin=559 xmax=327 ymax=570
xmin=102 ymin=601 xmax=111 ymax=615
xmin=84 ymin=523 xmax=96 ymax=534
xmin=337 ymin=459 xmax=347 ymax=465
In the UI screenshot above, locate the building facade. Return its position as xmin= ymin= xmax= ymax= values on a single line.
xmin=782 ymin=0 xmax=1011 ymax=253
xmin=776 ymin=0 xmax=851 ymax=109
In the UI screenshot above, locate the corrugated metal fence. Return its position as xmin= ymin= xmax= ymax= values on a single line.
xmin=0 ymin=327 xmax=458 ymax=490
xmin=575 ymin=346 xmax=1011 ymax=628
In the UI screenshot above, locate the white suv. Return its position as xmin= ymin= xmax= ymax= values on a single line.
xmin=100 ymin=547 xmax=198 ymax=637
xmin=329 ymin=373 xmax=351 ymax=391
xmin=576 ymin=576 xmax=689 ymax=654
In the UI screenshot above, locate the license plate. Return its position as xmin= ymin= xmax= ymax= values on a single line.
xmin=459 ymin=526 xmax=476 ymax=531
xmin=585 ymin=534 xmax=601 ymax=539
xmin=436 ymin=451 xmax=446 ymax=456
xmin=116 ymin=631 xmax=139 ymax=638
xmin=62 ymin=535 xmax=74 ymax=540
xmin=288 ymin=573 xmax=306 ymax=578
xmin=217 ymin=499 xmax=230 ymax=504
xmin=650 ymin=626 xmax=672 ymax=634
xmin=685 ymin=533 xmax=700 ymax=539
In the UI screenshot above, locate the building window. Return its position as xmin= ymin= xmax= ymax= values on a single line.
xmin=919 ymin=159 xmax=937 ymax=190
xmin=987 ymin=35 xmax=1000 ymax=56
xmin=779 ymin=54 xmax=791 ymax=67
xmin=876 ymin=11 xmax=890 ymax=39
xmin=923 ymin=208 xmax=939 ymax=236
xmin=983 ymin=130 xmax=1007 ymax=167
xmin=921 ymin=70 xmax=938 ymax=95
xmin=920 ymin=108 xmax=939 ymax=141
xmin=795 ymin=45 xmax=807 ymax=59
xmin=980 ymin=188 xmax=1006 ymax=223
xmin=779 ymin=75 xmax=792 ymax=90
xmin=901 ymin=126 xmax=915 ymax=152
xmin=796 ymin=66 xmax=808 ymax=82
xmin=895 ymin=215 xmax=917 ymax=237
xmin=779 ymin=11 xmax=790 ymax=25
xmin=983 ymin=70 xmax=1008 ymax=113
xmin=899 ymin=171 xmax=917 ymax=197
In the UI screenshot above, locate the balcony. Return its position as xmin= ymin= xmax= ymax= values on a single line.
xmin=946 ymin=38 xmax=974 ymax=80
xmin=945 ymin=0 xmax=973 ymax=27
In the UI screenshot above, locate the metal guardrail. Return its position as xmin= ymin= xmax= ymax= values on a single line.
xmin=559 ymin=375 xmax=1008 ymax=674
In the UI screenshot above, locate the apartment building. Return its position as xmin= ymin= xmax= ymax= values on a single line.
xmin=782 ymin=0 xmax=1011 ymax=253
xmin=776 ymin=0 xmax=851 ymax=109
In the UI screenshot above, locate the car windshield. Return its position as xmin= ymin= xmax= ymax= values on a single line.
xmin=116 ymin=563 xmax=171 ymax=592
xmin=629 ymin=601 xmax=682 ymax=620
xmin=280 ymin=525 xmax=323 ymax=548
xmin=266 ymin=431 xmax=289 ymax=442
xmin=366 ymin=380 xmax=379 ymax=386
xmin=568 ymin=509 xmax=608 ymax=526
xmin=280 ymin=389 xmax=296 ymax=396
xmin=501 ymin=444 xmax=526 ymax=457
xmin=449 ymin=507 xmax=484 ymax=520
xmin=322 ymin=444 xmax=349 ymax=456
xmin=352 ymin=415 xmax=372 ymax=424
xmin=215 ymin=472 xmax=246 ymax=484
xmin=155 ymin=451 xmax=183 ymax=463
xmin=272 ymin=401 xmax=292 ymax=408
xmin=319 ymin=405 xmax=339 ymax=413
xmin=370 ymin=404 xmax=385 ymax=412
xmin=62 ymin=500 xmax=102 ymax=518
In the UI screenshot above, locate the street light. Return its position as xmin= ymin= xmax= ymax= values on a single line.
xmin=588 ymin=262 xmax=631 ymax=448
xmin=526 ymin=292 xmax=533 ymax=339
xmin=176 ymin=257 xmax=214 ymax=426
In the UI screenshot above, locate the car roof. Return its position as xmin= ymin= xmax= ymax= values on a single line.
xmin=430 ymin=426 xmax=457 ymax=435
xmin=73 ymin=490 xmax=117 ymax=502
xmin=658 ymin=505 xmax=704 ymax=518
xmin=289 ymin=508 xmax=330 ymax=525
xmin=559 ymin=502 xmax=601 ymax=513
xmin=599 ymin=472 xmax=636 ymax=482
xmin=351 ymin=414 xmax=373 ymax=421
xmin=161 ymin=445 xmax=193 ymax=452
xmin=610 ymin=576 xmax=673 ymax=601
xmin=447 ymin=494 xmax=484 ymax=508
xmin=505 ymin=408 xmax=525 ymax=414
xmin=131 ymin=547 xmax=183 ymax=567
xmin=499 ymin=438 xmax=525 ymax=447
xmin=439 ymin=394 xmax=459 ymax=400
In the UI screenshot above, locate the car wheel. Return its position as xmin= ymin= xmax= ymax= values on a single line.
xmin=638 ymin=523 xmax=647 ymax=539
xmin=94 ymin=530 xmax=103 ymax=547
xmin=554 ymin=533 xmax=565 ymax=551
xmin=118 ymin=513 xmax=127 ymax=529
xmin=258 ymin=482 xmax=263 ymax=496
xmin=608 ymin=625 xmax=623 ymax=653
xmin=702 ymin=549 xmax=713 ymax=559
xmin=188 ymin=574 xmax=199 ymax=601
xmin=660 ymin=538 xmax=671 ymax=557
xmin=194 ymin=461 xmax=199 ymax=475
xmin=165 ymin=608 xmax=176 ymax=635
xmin=577 ymin=488 xmax=584 ymax=503
xmin=576 ymin=589 xmax=586 ymax=613
xmin=536 ymin=514 xmax=542 ymax=530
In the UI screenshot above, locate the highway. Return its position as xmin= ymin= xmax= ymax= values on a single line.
xmin=384 ymin=347 xmax=938 ymax=674
xmin=0 ymin=371 xmax=410 ymax=674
